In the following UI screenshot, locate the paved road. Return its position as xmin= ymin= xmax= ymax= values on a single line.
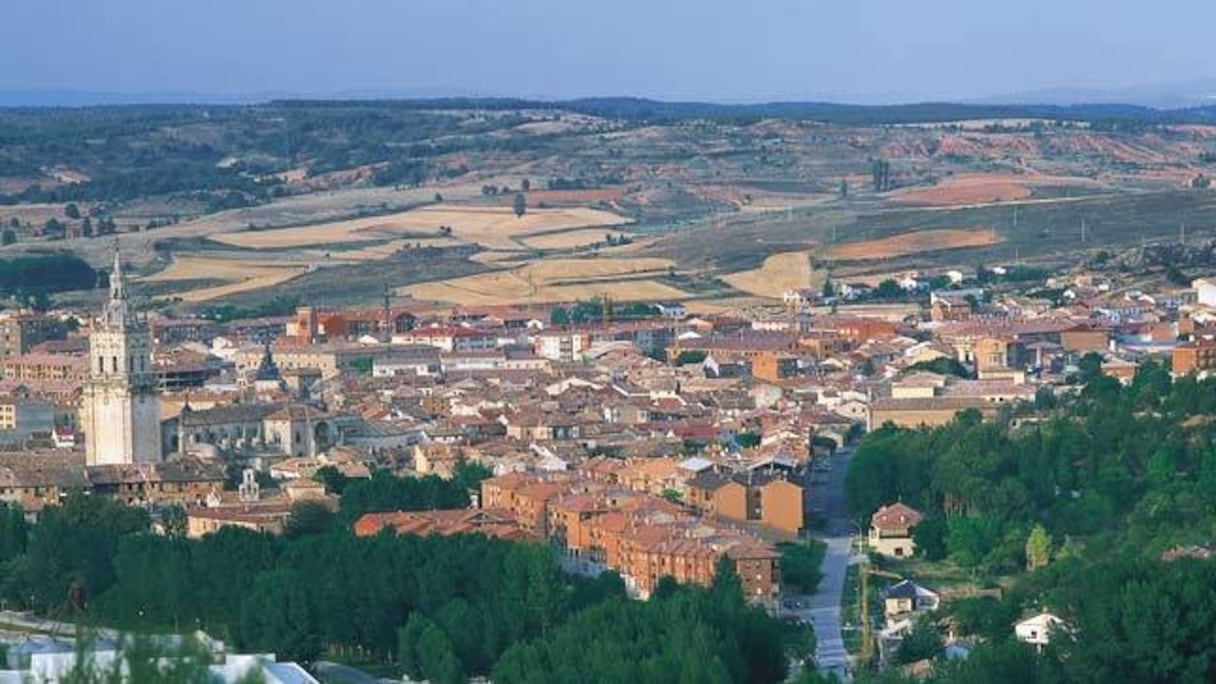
xmin=801 ymin=446 xmax=858 ymax=681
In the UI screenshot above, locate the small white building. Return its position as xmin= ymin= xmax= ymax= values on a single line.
xmin=372 ymin=345 xmax=442 ymax=377
xmin=884 ymin=580 xmax=942 ymax=619
xmin=534 ymin=331 xmax=588 ymax=362
xmin=1193 ymin=277 xmax=1216 ymax=307
xmin=654 ymin=302 xmax=688 ymax=319
xmin=783 ymin=288 xmax=818 ymax=310
xmin=1014 ymin=612 xmax=1068 ymax=650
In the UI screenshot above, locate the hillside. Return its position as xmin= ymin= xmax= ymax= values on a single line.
xmin=1 ymin=100 xmax=1215 ymax=312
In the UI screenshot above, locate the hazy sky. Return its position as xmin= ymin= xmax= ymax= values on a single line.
xmin=5 ymin=0 xmax=1215 ymax=103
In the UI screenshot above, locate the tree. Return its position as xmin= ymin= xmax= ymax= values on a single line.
xmin=398 ymin=612 xmax=433 ymax=680
xmin=1025 ymin=524 xmax=1052 ymax=571
xmin=312 ymin=465 xmax=350 ymax=496
xmin=160 ymin=505 xmax=188 ymax=539
xmin=871 ymin=159 xmax=892 ymax=192
xmin=1077 ymin=352 xmax=1104 ymax=383
xmin=838 ymin=179 xmax=848 ymax=199
xmin=434 ymin=192 xmax=444 ymax=203
xmin=284 ymin=501 xmax=333 ymax=538
xmin=778 ymin=541 xmax=826 ymax=593
xmin=875 ymin=279 xmax=903 ymax=300
xmin=80 ymin=217 xmax=94 ymax=238
xmin=512 ymin=192 xmax=527 ymax=218
xmin=735 ymin=431 xmax=762 ymax=448
xmin=821 ymin=279 xmax=834 ymax=299
xmin=418 ymin=622 xmax=464 ymax=684
xmin=520 ymin=178 xmax=531 ymax=192
xmin=1 ymin=229 xmax=15 ymax=246
xmin=240 ymin=568 xmax=321 ymax=662
xmin=43 ymin=217 xmax=65 ymax=239
xmin=912 ymin=515 xmax=948 ymax=561
xmin=895 ymin=615 xmax=944 ymax=664
xmin=64 ymin=203 xmax=81 ymax=219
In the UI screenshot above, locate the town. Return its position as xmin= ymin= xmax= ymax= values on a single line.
xmin=0 ymin=229 xmax=1213 ymax=679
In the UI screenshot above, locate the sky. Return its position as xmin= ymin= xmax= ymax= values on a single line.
xmin=4 ymin=0 xmax=1216 ymax=104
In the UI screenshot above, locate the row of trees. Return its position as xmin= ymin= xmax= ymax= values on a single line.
xmin=0 ymin=466 xmax=793 ymax=682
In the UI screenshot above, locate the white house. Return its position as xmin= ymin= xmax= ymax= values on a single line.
xmin=898 ymin=273 xmax=923 ymax=292
xmin=783 ymin=288 xmax=818 ymax=309
xmin=534 ymin=331 xmax=588 ymax=362
xmin=654 ymin=302 xmax=688 ymax=319
xmin=1014 ymin=612 xmax=1068 ymax=650
xmin=1193 ymin=277 xmax=1216 ymax=307
xmin=884 ymin=580 xmax=942 ymax=619
xmin=869 ymin=502 xmax=923 ymax=558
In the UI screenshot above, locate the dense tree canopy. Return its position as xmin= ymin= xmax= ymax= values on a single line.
xmin=0 ymin=487 xmax=790 ymax=683
xmin=847 ymin=361 xmax=1216 ymax=682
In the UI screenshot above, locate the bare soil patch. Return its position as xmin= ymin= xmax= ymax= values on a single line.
xmin=825 ymin=228 xmax=1001 ymax=261
xmin=890 ymin=174 xmax=1032 ymax=205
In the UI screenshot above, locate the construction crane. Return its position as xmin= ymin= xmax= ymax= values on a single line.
xmin=858 ymin=564 xmax=905 ymax=667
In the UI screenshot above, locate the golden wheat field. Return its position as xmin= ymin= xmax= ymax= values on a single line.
xmin=212 ymin=205 xmax=631 ymax=250
xmin=402 ymin=257 xmax=684 ymax=305
xmin=141 ymin=256 xmax=310 ymax=302
xmin=721 ymin=251 xmax=822 ymax=298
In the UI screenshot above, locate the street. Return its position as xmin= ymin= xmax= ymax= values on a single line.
xmin=794 ymin=445 xmax=859 ymax=681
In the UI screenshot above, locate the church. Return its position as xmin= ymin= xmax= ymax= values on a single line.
xmin=80 ymin=247 xmax=162 ymax=465
xmin=0 ymin=247 xmax=226 ymax=513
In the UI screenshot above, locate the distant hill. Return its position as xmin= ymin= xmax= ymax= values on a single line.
xmin=6 ymin=89 xmax=1216 ymax=125
xmin=973 ymin=78 xmax=1216 ymax=110
xmin=270 ymin=96 xmax=1216 ymax=126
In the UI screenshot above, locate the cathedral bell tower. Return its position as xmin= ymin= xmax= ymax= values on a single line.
xmin=82 ymin=244 xmax=161 ymax=465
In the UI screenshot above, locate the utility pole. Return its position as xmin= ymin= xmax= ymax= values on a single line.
xmin=1081 ymin=218 xmax=1086 ymax=244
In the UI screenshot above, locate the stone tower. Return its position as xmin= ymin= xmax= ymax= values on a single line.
xmin=82 ymin=245 xmax=160 ymax=465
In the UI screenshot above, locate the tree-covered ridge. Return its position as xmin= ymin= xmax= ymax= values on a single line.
xmin=0 ymin=486 xmax=792 ymax=683
xmin=846 ymin=360 xmax=1216 ymax=683
xmin=846 ymin=360 xmax=1216 ymax=572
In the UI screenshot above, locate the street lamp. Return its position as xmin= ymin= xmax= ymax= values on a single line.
xmin=848 ymin=519 xmax=864 ymax=557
